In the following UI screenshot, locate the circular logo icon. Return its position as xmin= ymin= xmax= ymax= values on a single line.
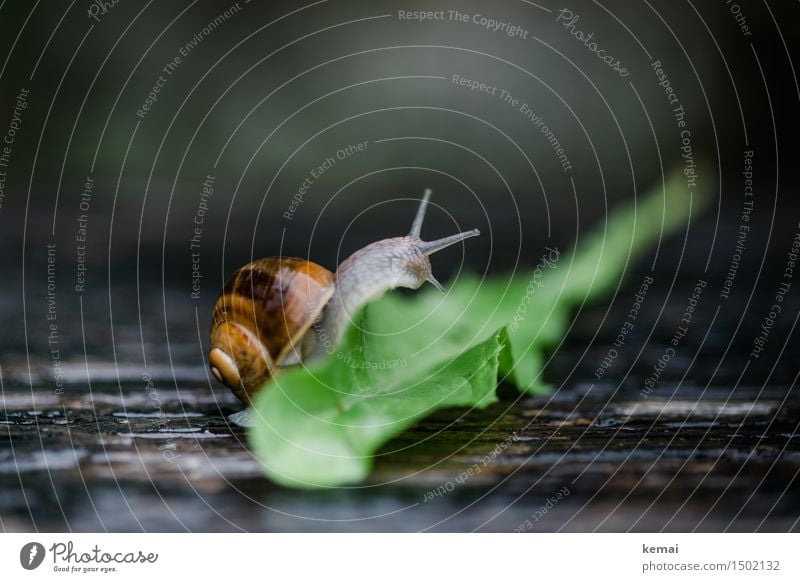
xmin=20 ymin=542 xmax=46 ymax=570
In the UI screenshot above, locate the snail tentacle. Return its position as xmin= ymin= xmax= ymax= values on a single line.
xmin=408 ymin=188 xmax=432 ymax=238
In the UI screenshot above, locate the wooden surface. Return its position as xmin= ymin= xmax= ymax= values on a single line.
xmin=1 ymin=274 xmax=799 ymax=532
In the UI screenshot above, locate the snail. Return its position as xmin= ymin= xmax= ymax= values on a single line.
xmin=208 ymin=189 xmax=480 ymax=404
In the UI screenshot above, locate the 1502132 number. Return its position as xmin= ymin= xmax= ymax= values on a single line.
xmin=736 ymin=560 xmax=780 ymax=571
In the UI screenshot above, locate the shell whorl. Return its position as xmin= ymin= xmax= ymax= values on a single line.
xmin=209 ymin=257 xmax=334 ymax=403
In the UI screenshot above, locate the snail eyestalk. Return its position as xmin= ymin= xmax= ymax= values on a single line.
xmin=409 ymin=188 xmax=433 ymax=238
xmin=418 ymin=229 xmax=481 ymax=255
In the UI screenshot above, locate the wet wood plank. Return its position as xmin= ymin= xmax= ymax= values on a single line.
xmin=1 ymin=278 xmax=799 ymax=532
xmin=2 ymin=376 xmax=798 ymax=531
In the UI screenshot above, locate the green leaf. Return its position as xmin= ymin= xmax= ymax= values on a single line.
xmin=249 ymin=167 xmax=709 ymax=488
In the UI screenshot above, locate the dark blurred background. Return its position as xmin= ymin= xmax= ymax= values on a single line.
xmin=2 ymin=0 xmax=799 ymax=390
xmin=1 ymin=4 xmax=796 ymax=260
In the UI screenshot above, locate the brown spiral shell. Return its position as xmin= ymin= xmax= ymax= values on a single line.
xmin=209 ymin=257 xmax=334 ymax=403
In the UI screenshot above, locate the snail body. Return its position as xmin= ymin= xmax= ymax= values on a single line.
xmin=209 ymin=190 xmax=479 ymax=404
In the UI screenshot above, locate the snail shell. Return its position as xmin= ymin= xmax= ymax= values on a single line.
xmin=209 ymin=257 xmax=333 ymax=403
